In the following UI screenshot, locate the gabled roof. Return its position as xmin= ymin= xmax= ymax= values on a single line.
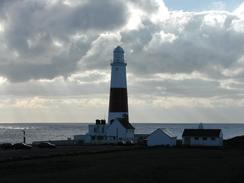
xmin=110 ymin=118 xmax=135 ymax=129
xmin=146 ymin=128 xmax=176 ymax=140
xmin=182 ymin=129 xmax=222 ymax=137
xmin=159 ymin=128 xmax=176 ymax=138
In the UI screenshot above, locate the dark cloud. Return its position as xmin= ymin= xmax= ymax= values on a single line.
xmin=1 ymin=0 xmax=243 ymax=83
xmin=0 ymin=0 xmax=128 ymax=82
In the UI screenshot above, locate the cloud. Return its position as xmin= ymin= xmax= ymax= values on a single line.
xmin=234 ymin=2 xmax=244 ymax=16
xmin=121 ymin=11 xmax=244 ymax=79
xmin=2 ymin=0 xmax=243 ymax=82
xmin=0 ymin=0 xmax=127 ymax=82
xmin=0 ymin=0 xmax=244 ymax=122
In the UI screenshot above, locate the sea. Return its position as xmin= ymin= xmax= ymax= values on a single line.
xmin=0 ymin=123 xmax=244 ymax=144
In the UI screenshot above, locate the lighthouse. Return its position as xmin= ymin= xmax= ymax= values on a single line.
xmin=74 ymin=46 xmax=135 ymax=144
xmin=108 ymin=46 xmax=129 ymax=123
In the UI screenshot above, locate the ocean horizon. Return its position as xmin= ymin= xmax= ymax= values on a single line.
xmin=1 ymin=123 xmax=244 ymax=144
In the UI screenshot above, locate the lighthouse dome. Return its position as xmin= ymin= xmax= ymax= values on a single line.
xmin=114 ymin=46 xmax=124 ymax=53
xmin=113 ymin=46 xmax=125 ymax=63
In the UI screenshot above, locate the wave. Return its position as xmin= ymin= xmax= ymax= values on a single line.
xmin=0 ymin=126 xmax=36 ymax=130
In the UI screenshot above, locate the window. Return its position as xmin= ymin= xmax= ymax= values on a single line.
xmin=194 ymin=137 xmax=199 ymax=140
xmin=203 ymin=137 xmax=207 ymax=140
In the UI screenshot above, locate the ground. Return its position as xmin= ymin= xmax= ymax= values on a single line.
xmin=0 ymin=146 xmax=244 ymax=183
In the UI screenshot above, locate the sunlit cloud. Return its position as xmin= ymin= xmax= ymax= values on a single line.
xmin=0 ymin=23 xmax=4 ymax=33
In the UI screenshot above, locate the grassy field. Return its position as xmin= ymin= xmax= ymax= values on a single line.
xmin=0 ymin=146 xmax=244 ymax=183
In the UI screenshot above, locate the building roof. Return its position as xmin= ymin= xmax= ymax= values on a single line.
xmin=159 ymin=128 xmax=176 ymax=138
xmin=111 ymin=118 xmax=135 ymax=129
xmin=182 ymin=129 xmax=222 ymax=137
xmin=146 ymin=128 xmax=176 ymax=140
xmin=118 ymin=118 xmax=135 ymax=129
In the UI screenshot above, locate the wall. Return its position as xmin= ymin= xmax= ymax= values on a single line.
xmin=110 ymin=63 xmax=127 ymax=88
xmin=106 ymin=121 xmax=134 ymax=141
xmin=183 ymin=136 xmax=223 ymax=146
xmin=147 ymin=129 xmax=176 ymax=147
xmin=73 ymin=134 xmax=91 ymax=144
xmin=87 ymin=124 xmax=109 ymax=144
xmin=88 ymin=124 xmax=108 ymax=136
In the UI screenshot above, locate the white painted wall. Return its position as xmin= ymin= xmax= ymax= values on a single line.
xmin=107 ymin=120 xmax=134 ymax=141
xmin=88 ymin=124 xmax=108 ymax=136
xmin=147 ymin=129 xmax=176 ymax=147
xmin=188 ymin=137 xmax=223 ymax=146
xmin=110 ymin=62 xmax=127 ymax=88
xmin=183 ymin=132 xmax=223 ymax=147
xmin=74 ymin=120 xmax=134 ymax=144
xmin=84 ymin=124 xmax=108 ymax=144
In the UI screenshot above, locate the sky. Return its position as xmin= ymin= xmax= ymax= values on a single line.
xmin=164 ymin=0 xmax=243 ymax=11
xmin=0 ymin=0 xmax=244 ymax=123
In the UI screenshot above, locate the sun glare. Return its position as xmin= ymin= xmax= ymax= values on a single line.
xmin=0 ymin=23 xmax=4 ymax=33
xmin=125 ymin=5 xmax=144 ymax=30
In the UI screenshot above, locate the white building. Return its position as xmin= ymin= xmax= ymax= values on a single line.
xmin=74 ymin=118 xmax=135 ymax=144
xmin=106 ymin=118 xmax=135 ymax=142
xmin=87 ymin=119 xmax=108 ymax=144
xmin=182 ymin=129 xmax=223 ymax=147
xmin=146 ymin=128 xmax=177 ymax=147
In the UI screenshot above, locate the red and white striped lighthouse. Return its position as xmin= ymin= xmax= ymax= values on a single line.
xmin=108 ymin=46 xmax=129 ymax=123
